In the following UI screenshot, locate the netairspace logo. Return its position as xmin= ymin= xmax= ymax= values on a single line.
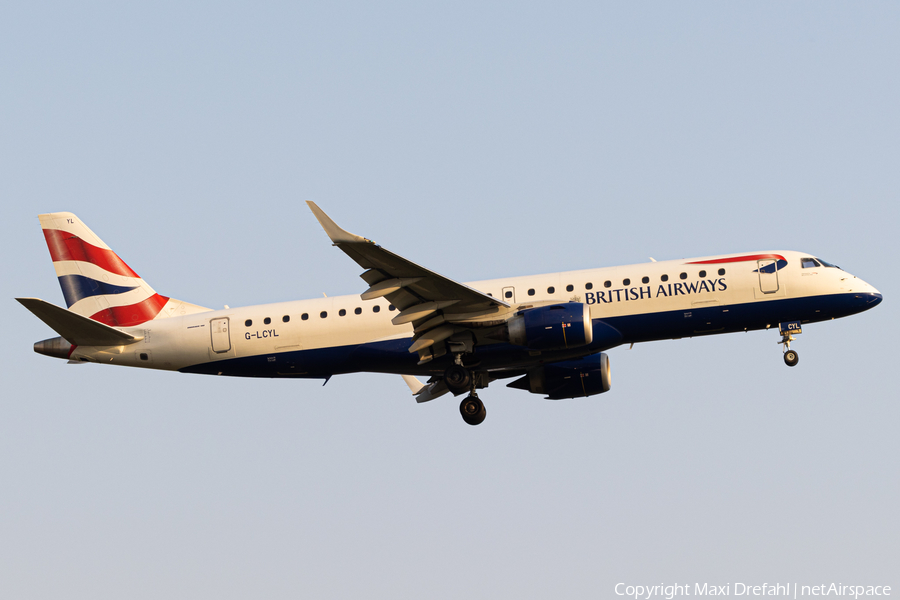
xmin=614 ymin=583 xmax=892 ymax=599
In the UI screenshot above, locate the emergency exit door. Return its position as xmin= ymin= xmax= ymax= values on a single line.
xmin=757 ymin=260 xmax=780 ymax=294
xmin=210 ymin=317 xmax=231 ymax=353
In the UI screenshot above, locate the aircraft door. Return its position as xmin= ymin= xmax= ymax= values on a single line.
xmin=502 ymin=286 xmax=516 ymax=304
xmin=757 ymin=260 xmax=779 ymax=294
xmin=210 ymin=317 xmax=231 ymax=353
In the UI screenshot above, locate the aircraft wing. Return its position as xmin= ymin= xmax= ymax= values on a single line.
xmin=307 ymin=202 xmax=510 ymax=363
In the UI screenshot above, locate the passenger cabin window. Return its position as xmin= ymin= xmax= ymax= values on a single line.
xmin=245 ymin=319 xmax=252 ymax=327
xmin=389 ymin=305 xmax=396 ymax=311
xmin=699 ymin=270 xmax=707 ymax=278
xmin=547 ymin=286 xmax=555 ymax=294
xmin=718 ymin=268 xmax=726 ymax=276
xmin=264 ymin=317 xmax=271 ymax=325
xmin=339 ymin=309 xmax=346 ymax=316
xmin=661 ymin=274 xmax=669 ymax=282
xmin=566 ymin=284 xmax=573 ymax=292
xmin=623 ymin=279 xmax=630 ymax=286
xmin=320 ymin=311 xmax=327 ymax=318
xmin=505 ymin=291 xmax=513 ymax=298
xmin=528 ymin=288 xmax=535 ymax=296
xmin=585 ymin=283 xmax=593 ymax=290
xmin=801 ymin=257 xmax=820 ymax=269
xmin=641 ymin=276 xmax=649 ymax=284
xmin=282 ymin=315 xmax=290 ymax=323
xmin=680 ymin=272 xmax=687 ymax=280
xmin=301 ymin=313 xmax=309 ymax=321
xmin=354 ymin=307 xmax=362 ymax=315
xmin=604 ymin=281 xmax=611 ymax=288
xmin=373 ymin=305 xmax=380 ymax=313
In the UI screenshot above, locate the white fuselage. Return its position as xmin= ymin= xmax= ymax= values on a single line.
xmin=67 ymin=250 xmax=881 ymax=377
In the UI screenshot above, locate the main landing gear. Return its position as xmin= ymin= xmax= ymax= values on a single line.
xmin=444 ymin=362 xmax=486 ymax=425
xmin=459 ymin=394 xmax=486 ymax=426
xmin=444 ymin=364 xmax=472 ymax=395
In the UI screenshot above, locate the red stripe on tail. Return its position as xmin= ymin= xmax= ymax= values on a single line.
xmin=89 ymin=294 xmax=169 ymax=327
xmin=43 ymin=229 xmax=140 ymax=278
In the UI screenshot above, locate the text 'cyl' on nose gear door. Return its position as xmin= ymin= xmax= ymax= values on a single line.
xmin=210 ymin=317 xmax=231 ymax=353
xmin=757 ymin=259 xmax=780 ymax=294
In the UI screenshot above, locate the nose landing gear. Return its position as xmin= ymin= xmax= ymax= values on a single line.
xmin=783 ymin=348 xmax=799 ymax=367
xmin=778 ymin=321 xmax=802 ymax=367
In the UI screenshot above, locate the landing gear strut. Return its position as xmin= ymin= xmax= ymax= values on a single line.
xmin=778 ymin=321 xmax=801 ymax=367
xmin=460 ymin=394 xmax=486 ymax=426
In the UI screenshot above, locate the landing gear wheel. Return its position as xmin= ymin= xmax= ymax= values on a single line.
xmin=459 ymin=395 xmax=486 ymax=426
xmin=444 ymin=365 xmax=472 ymax=395
xmin=784 ymin=350 xmax=799 ymax=367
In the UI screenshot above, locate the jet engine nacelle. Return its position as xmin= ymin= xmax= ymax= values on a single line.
xmin=507 ymin=303 xmax=593 ymax=351
xmin=508 ymin=353 xmax=611 ymax=399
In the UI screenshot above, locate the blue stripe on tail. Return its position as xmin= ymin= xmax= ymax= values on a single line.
xmin=58 ymin=274 xmax=139 ymax=307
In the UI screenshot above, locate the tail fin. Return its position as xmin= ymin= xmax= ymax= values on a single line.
xmin=38 ymin=212 xmax=208 ymax=326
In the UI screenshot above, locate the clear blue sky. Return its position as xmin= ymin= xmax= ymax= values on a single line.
xmin=2 ymin=2 xmax=898 ymax=598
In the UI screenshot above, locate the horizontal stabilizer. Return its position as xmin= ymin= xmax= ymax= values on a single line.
xmin=16 ymin=297 xmax=141 ymax=347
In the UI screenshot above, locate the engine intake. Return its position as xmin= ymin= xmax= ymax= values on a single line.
xmin=507 ymin=353 xmax=611 ymax=400
xmin=507 ymin=303 xmax=593 ymax=351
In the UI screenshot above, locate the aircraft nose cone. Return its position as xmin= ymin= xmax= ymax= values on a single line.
xmin=868 ymin=292 xmax=883 ymax=307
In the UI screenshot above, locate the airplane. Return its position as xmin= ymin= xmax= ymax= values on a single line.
xmin=18 ymin=205 xmax=883 ymax=425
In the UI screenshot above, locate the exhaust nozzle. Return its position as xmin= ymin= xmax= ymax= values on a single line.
xmin=33 ymin=336 xmax=73 ymax=360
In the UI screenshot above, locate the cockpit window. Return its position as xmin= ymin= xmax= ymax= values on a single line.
xmin=801 ymin=257 xmax=820 ymax=269
xmin=816 ymin=258 xmax=839 ymax=268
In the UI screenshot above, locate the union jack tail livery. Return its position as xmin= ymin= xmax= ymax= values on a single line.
xmin=39 ymin=212 xmax=207 ymax=326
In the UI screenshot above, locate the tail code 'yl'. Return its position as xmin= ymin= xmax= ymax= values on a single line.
xmin=39 ymin=212 xmax=169 ymax=327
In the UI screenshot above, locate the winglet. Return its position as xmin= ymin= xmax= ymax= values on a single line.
xmin=306 ymin=201 xmax=369 ymax=244
xmin=401 ymin=375 xmax=426 ymax=395
xmin=401 ymin=375 xmax=452 ymax=404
